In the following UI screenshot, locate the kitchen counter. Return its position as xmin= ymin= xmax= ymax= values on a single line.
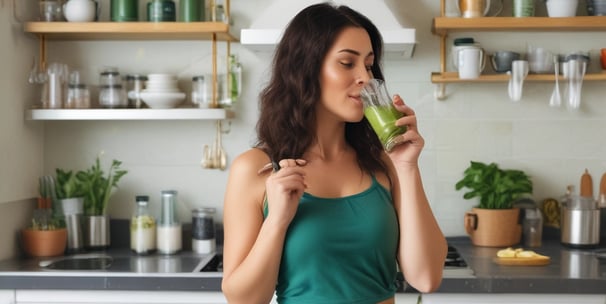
xmin=1 ymin=238 xmax=605 ymax=294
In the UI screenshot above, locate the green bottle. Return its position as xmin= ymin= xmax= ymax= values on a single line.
xmin=227 ymin=54 xmax=242 ymax=107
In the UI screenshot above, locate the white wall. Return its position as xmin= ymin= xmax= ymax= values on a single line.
xmin=3 ymin=0 xmax=606 ymax=243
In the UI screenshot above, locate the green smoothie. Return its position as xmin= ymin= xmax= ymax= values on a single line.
xmin=364 ymin=105 xmax=406 ymax=151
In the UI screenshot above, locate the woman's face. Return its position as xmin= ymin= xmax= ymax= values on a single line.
xmin=318 ymin=26 xmax=374 ymax=123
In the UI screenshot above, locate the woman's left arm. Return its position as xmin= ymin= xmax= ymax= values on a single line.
xmin=387 ymin=95 xmax=447 ymax=293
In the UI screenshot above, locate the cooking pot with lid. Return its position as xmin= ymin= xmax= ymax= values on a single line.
xmin=560 ymin=195 xmax=600 ymax=248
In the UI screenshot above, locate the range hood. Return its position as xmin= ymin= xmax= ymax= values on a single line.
xmin=240 ymin=0 xmax=416 ymax=59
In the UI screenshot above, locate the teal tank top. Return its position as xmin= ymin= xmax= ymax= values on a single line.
xmin=265 ymin=176 xmax=399 ymax=304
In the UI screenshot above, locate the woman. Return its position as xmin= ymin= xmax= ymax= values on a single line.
xmin=222 ymin=3 xmax=447 ymax=304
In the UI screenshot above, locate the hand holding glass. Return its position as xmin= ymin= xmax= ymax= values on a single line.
xmin=360 ymin=79 xmax=407 ymax=152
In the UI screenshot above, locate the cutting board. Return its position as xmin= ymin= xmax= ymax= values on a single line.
xmin=493 ymin=256 xmax=550 ymax=266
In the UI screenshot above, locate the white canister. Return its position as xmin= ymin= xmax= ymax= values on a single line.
xmin=455 ymin=46 xmax=485 ymax=79
xmin=63 ymin=0 xmax=97 ymax=22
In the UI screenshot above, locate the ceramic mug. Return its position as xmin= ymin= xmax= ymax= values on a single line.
xmin=63 ymin=0 xmax=97 ymax=22
xmin=457 ymin=0 xmax=491 ymax=18
xmin=513 ymin=0 xmax=535 ymax=17
xmin=111 ymin=0 xmax=139 ymax=22
xmin=491 ymin=51 xmax=521 ymax=73
xmin=455 ymin=46 xmax=486 ymax=79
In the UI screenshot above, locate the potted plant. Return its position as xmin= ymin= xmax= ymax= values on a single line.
xmin=55 ymin=168 xmax=87 ymax=253
xmin=455 ymin=161 xmax=533 ymax=247
xmin=21 ymin=176 xmax=67 ymax=257
xmin=76 ymin=156 xmax=127 ymax=249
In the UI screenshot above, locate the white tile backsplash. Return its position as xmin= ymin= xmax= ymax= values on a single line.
xmin=3 ymin=0 xmax=606 ymax=240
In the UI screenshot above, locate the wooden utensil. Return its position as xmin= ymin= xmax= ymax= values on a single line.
xmin=580 ymin=168 xmax=593 ymax=198
xmin=599 ymin=172 xmax=606 ymax=207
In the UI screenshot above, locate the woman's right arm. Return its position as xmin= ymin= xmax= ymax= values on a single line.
xmin=221 ymin=150 xmax=306 ymax=304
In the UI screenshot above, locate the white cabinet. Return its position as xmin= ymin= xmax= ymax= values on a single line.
xmin=422 ymin=293 xmax=606 ymax=304
xmin=0 ymin=290 xmax=15 ymax=304
xmin=15 ymin=290 xmax=226 ymax=304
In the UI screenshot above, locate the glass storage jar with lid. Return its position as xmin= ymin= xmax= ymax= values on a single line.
xmin=157 ymin=190 xmax=182 ymax=254
xmin=192 ymin=207 xmax=216 ymax=254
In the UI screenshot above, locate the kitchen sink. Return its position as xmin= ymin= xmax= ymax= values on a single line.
xmin=38 ymin=252 xmax=217 ymax=273
xmin=39 ymin=254 xmax=113 ymax=270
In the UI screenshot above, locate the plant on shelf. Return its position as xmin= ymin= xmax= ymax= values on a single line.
xmin=455 ymin=161 xmax=533 ymax=247
xmin=55 ymin=169 xmax=86 ymax=200
xmin=77 ymin=156 xmax=128 ymax=216
xmin=455 ymin=161 xmax=533 ymax=209
xmin=22 ymin=176 xmax=68 ymax=257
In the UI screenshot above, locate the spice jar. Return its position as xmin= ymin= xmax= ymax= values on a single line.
xmin=65 ymin=83 xmax=91 ymax=109
xmin=157 ymin=190 xmax=182 ymax=254
xmin=126 ymin=74 xmax=148 ymax=108
xmin=192 ymin=207 xmax=216 ymax=254
xmin=130 ymin=195 xmax=156 ymax=254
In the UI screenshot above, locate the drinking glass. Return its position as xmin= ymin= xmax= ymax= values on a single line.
xmin=360 ymin=79 xmax=407 ymax=152
xmin=39 ymin=0 xmax=64 ymax=21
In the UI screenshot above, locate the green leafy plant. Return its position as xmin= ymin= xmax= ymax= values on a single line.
xmin=29 ymin=176 xmax=66 ymax=230
xmin=55 ymin=169 xmax=86 ymax=199
xmin=77 ymin=157 xmax=128 ymax=216
xmin=455 ymin=161 xmax=533 ymax=209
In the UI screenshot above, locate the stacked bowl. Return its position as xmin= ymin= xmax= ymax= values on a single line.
xmin=138 ymin=74 xmax=186 ymax=109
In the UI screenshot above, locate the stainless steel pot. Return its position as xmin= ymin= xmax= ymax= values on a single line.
xmin=560 ymin=195 xmax=600 ymax=248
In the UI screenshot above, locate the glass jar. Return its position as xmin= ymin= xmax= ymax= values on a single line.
xmin=192 ymin=207 xmax=216 ymax=254
xmin=157 ymin=190 xmax=182 ymax=254
xmin=191 ymin=75 xmax=210 ymax=108
xmin=147 ymin=0 xmax=176 ymax=22
xmin=99 ymin=84 xmax=127 ymax=108
xmin=130 ymin=195 xmax=156 ymax=254
xmin=65 ymin=83 xmax=91 ymax=109
xmin=126 ymin=74 xmax=148 ymax=108
xmin=225 ymin=54 xmax=242 ymax=108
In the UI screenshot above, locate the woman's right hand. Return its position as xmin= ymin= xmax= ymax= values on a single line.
xmin=264 ymin=159 xmax=307 ymax=228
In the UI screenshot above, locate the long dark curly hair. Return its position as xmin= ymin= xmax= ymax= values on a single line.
xmin=255 ymin=2 xmax=389 ymax=177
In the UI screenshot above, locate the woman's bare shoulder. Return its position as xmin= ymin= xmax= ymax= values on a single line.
xmin=230 ymin=148 xmax=271 ymax=176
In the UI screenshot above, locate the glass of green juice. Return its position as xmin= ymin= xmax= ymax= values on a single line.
xmin=361 ymin=79 xmax=407 ymax=152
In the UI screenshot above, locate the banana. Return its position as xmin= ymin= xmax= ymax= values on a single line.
xmin=496 ymin=247 xmax=548 ymax=259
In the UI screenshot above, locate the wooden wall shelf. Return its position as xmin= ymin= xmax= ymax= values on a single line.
xmin=432 ymin=16 xmax=606 ymax=35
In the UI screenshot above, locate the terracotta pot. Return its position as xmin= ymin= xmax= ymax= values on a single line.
xmin=21 ymin=228 xmax=67 ymax=257
xmin=464 ymin=207 xmax=522 ymax=247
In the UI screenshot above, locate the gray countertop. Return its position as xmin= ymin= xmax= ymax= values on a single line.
xmin=1 ymin=238 xmax=605 ymax=294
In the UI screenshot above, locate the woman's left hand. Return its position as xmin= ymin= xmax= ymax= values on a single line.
xmin=388 ymin=95 xmax=424 ymax=167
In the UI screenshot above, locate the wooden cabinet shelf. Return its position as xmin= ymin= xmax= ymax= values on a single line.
xmin=432 ymin=71 xmax=606 ymax=83
xmin=432 ymin=16 xmax=606 ymax=35
xmin=431 ymin=1 xmax=606 ymax=99
xmin=24 ymin=21 xmax=238 ymax=41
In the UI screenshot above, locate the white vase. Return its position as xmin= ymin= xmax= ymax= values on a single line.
xmin=63 ymin=0 xmax=96 ymax=22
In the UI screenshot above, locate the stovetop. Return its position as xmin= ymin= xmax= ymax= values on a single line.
xmin=443 ymin=245 xmax=475 ymax=278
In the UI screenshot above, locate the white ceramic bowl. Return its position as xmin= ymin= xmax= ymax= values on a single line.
xmin=139 ymin=91 xmax=185 ymax=109
xmin=145 ymin=81 xmax=179 ymax=91
xmin=147 ymin=74 xmax=177 ymax=82
xmin=546 ymin=0 xmax=578 ymax=17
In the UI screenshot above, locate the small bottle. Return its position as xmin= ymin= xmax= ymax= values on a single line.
xmin=157 ymin=190 xmax=182 ymax=254
xmin=223 ymin=54 xmax=241 ymax=108
xmin=192 ymin=207 xmax=216 ymax=254
xmin=130 ymin=195 xmax=156 ymax=254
